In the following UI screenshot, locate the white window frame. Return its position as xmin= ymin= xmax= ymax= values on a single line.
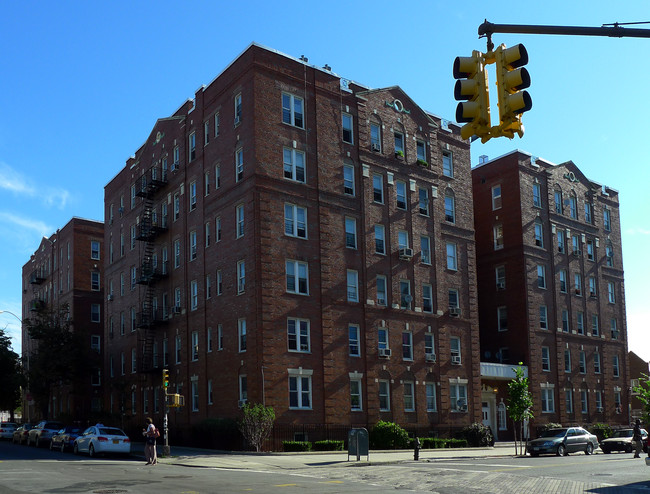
xmin=284 ymin=203 xmax=307 ymax=239
xmin=283 ymin=148 xmax=306 ymax=183
xmin=287 ymin=318 xmax=310 ymax=353
xmin=236 ymin=204 xmax=245 ymax=238
xmin=379 ymin=380 xmax=390 ymax=411
xmin=403 ymin=381 xmax=415 ymax=412
xmin=342 ymin=113 xmax=353 ymax=144
xmin=343 ymin=165 xmax=355 ymax=196
xmin=396 ymin=180 xmax=407 ymax=209
xmin=442 ymin=150 xmax=453 ymax=177
xmin=238 ymin=319 xmax=247 ymax=353
xmin=376 ymin=275 xmax=387 ymax=306
xmin=446 ymin=242 xmax=458 ymax=271
xmin=288 ymin=368 xmax=312 ymax=410
xmin=402 ymin=331 xmax=413 ymax=361
xmin=237 ymin=260 xmax=245 ymax=294
xmin=350 ymin=377 xmax=362 ymax=411
xmin=345 ymin=217 xmax=357 ymax=249
xmin=349 ymin=324 xmax=360 ymax=357
xmin=347 ymin=270 xmax=359 ymax=302
xmin=282 ymin=92 xmax=304 ymax=128
xmin=286 ymin=260 xmax=309 ymax=295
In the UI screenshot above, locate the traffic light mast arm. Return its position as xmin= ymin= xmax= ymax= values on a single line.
xmin=479 ymin=20 xmax=650 ymax=40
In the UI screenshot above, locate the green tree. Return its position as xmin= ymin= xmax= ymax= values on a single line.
xmin=0 ymin=327 xmax=23 ymax=420
xmin=24 ymin=304 xmax=86 ymax=419
xmin=507 ymin=363 xmax=534 ymax=456
xmin=239 ymin=403 xmax=275 ymax=452
xmin=633 ymin=373 xmax=650 ymax=425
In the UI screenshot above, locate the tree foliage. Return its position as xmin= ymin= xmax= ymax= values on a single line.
xmin=507 ymin=363 xmax=534 ymax=456
xmin=238 ymin=403 xmax=275 ymax=452
xmin=633 ymin=373 xmax=650 ymax=425
xmin=24 ymin=304 xmax=87 ymax=419
xmin=0 ymin=327 xmax=23 ymax=418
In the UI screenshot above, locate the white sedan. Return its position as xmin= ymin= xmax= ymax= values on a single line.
xmin=73 ymin=425 xmax=131 ymax=457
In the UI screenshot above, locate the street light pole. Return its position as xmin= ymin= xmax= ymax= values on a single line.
xmin=0 ymin=310 xmax=23 ymax=323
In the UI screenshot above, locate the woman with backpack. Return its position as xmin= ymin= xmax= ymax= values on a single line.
xmin=143 ymin=417 xmax=158 ymax=465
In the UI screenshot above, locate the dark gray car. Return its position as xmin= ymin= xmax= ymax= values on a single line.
xmin=527 ymin=427 xmax=598 ymax=456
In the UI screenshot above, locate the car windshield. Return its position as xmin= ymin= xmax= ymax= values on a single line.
xmin=612 ymin=430 xmax=634 ymax=438
xmin=98 ymin=428 xmax=126 ymax=436
xmin=540 ymin=429 xmax=568 ymax=438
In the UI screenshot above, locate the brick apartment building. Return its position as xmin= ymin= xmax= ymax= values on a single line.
xmin=21 ymin=217 xmax=104 ymax=422
xmin=629 ymin=351 xmax=648 ymax=421
xmin=103 ymin=42 xmax=482 ymax=441
xmin=472 ymin=150 xmax=629 ymax=436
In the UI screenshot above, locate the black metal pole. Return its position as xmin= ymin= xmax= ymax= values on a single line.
xmin=479 ymin=20 xmax=650 ymax=39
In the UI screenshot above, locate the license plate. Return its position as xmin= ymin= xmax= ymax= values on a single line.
xmin=113 ymin=439 xmax=119 ymax=444
xmin=533 ymin=447 xmax=540 ymax=451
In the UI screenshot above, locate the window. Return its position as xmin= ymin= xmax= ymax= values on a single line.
xmin=238 ymin=319 xmax=247 ymax=352
xmin=401 ymin=332 xmax=413 ymax=360
xmin=285 ymin=204 xmax=307 ymax=239
xmin=217 ymin=324 xmax=223 ymax=350
xmin=288 ymin=369 xmax=312 ymax=409
xmin=376 ymin=275 xmax=387 ymax=306
xmin=234 ymin=93 xmax=242 ymax=124
xmin=215 ymin=164 xmax=221 ymax=189
xmin=442 ymin=150 xmax=453 ymax=177
xmin=420 ymin=236 xmax=431 ymax=264
xmin=191 ymin=380 xmax=199 ymax=412
xmin=236 ymin=204 xmax=245 ymax=238
xmin=416 ymin=140 xmax=426 ymax=162
xmin=163 ymin=339 xmax=168 ymax=366
xmin=595 ymin=390 xmax=603 ymax=411
xmin=347 ymin=270 xmax=359 ymax=302
xmin=239 ymin=375 xmax=247 ymax=403
xmin=235 ymin=148 xmax=244 ymax=182
xmin=579 ymin=351 xmax=586 ymax=373
xmin=191 ymin=331 xmax=199 ymax=361
xmin=175 ymin=334 xmax=182 ymax=364
xmin=130 ymin=224 xmax=136 ymax=250
xmin=414 ymin=188 xmax=428 ymax=217
xmin=608 ymin=282 xmax=616 ymax=303
xmin=569 ymin=195 xmax=577 ymax=219
xmin=540 ymin=306 xmax=548 ymax=330
xmin=446 ymin=242 xmax=458 ymax=270
xmin=343 ymin=165 xmax=355 ymax=195
xmin=562 ymin=309 xmax=569 ymax=332
xmin=534 ymin=220 xmax=544 ymax=247
xmin=564 ymin=349 xmax=571 ymax=373
xmin=559 ymin=269 xmax=567 ymax=293
xmin=492 ymin=184 xmax=502 ymax=210
xmin=398 ymin=230 xmax=409 ymax=250
xmin=586 ymin=240 xmax=595 ymax=261
xmin=190 ymin=280 xmax=198 ymax=310
xmin=283 ymin=148 xmax=306 ymax=183
xmin=342 ymin=113 xmax=353 ymax=143
xmin=131 ymin=348 xmax=137 ymax=373
xmin=130 ymin=307 xmax=136 ymax=331
xmin=403 ymin=381 xmax=415 ymax=411
xmin=237 ymin=260 xmax=245 ymax=294
xmin=189 ymin=231 xmax=197 ymax=261
xmin=537 ymin=265 xmax=546 ymax=289
xmin=450 ymin=382 xmax=467 ymax=412
xmin=345 ymin=217 xmax=357 ymax=249
xmin=444 ymin=190 xmax=455 ymax=223
xmin=554 ymin=189 xmax=563 ymax=214
xmin=448 ymin=289 xmax=460 ymax=310
xmin=497 ymin=306 xmax=508 ymax=331
xmin=450 ymin=337 xmax=461 ymax=364
xmin=541 ymin=387 xmax=555 ymax=413
xmin=174 ymin=287 xmax=182 ymax=310
xmin=350 ymin=378 xmax=362 ymax=411
xmin=188 ymin=181 xmax=197 ymax=211
xmin=282 ymin=93 xmax=304 ymax=128
xmin=611 ymin=318 xmax=618 ymax=340
xmin=574 ymin=273 xmax=582 ymax=296
xmin=375 ymin=225 xmax=386 ymax=255
xmin=541 ymin=347 xmax=550 ymax=371
xmin=400 ymin=280 xmax=412 ymax=310
xmin=216 ymin=217 xmax=222 ymax=242
xmin=603 ymin=208 xmax=611 ymax=231
xmin=422 ymin=284 xmax=433 ymax=313
xmin=533 ymin=183 xmax=542 ymax=208
xmin=577 ymin=311 xmax=585 ymax=334
xmin=584 ymin=202 xmax=592 ymax=224
xmin=571 ymin=234 xmax=580 ymax=255
xmin=217 ymin=270 xmax=222 ymax=295
xmin=565 ymin=390 xmax=573 ymax=413
xmin=349 ymin=325 xmax=360 ymax=356
xmin=91 ymin=241 xmax=100 ymax=260
xmin=594 ymin=352 xmax=601 ymax=373
xmin=370 ymin=123 xmax=381 ymax=152
xmin=174 ymin=193 xmax=180 ymax=221
xmin=394 ymin=131 xmax=404 ymax=155
xmin=396 ymin=180 xmax=407 ymax=209
xmin=378 ymin=328 xmax=389 ymax=351
xmin=91 ymin=304 xmax=100 ymax=323
xmin=204 ymin=121 xmax=210 ymax=145
xmin=189 ymin=132 xmax=196 ymax=161
xmin=91 ymin=272 xmax=100 ymax=291
xmin=557 ymin=230 xmax=565 ymax=253
xmin=379 ymin=380 xmax=390 ymax=411
xmin=372 ymin=175 xmax=384 ymax=203
xmin=606 ymin=243 xmax=614 ymax=267
xmin=493 ymin=224 xmax=504 ymax=250
xmin=287 ymin=318 xmax=310 ymax=352
xmin=495 ymin=265 xmax=506 ymax=289
xmin=207 ymin=327 xmax=213 ymax=353
xmin=592 ymin=314 xmax=600 ymax=336
xmin=174 ymin=239 xmax=181 ymax=268
xmin=286 ymin=260 xmax=309 ymax=295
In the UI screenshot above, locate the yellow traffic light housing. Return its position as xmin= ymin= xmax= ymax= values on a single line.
xmin=453 ymin=51 xmax=491 ymax=142
xmin=162 ymin=368 xmax=169 ymax=391
xmin=494 ymin=43 xmax=532 ymax=138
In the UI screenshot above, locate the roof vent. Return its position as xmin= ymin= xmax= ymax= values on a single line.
xmin=299 ymin=55 xmax=309 ymax=62
xmin=323 ymin=64 xmax=331 ymax=71
xmin=479 ymin=155 xmax=489 ymax=164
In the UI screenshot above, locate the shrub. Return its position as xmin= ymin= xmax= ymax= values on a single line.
xmin=369 ymin=421 xmax=410 ymax=449
xmin=283 ymin=440 xmax=312 ymax=452
xmin=591 ymin=423 xmax=612 ymax=442
xmin=313 ymin=440 xmax=344 ymax=451
xmin=536 ymin=422 xmax=563 ymax=437
xmin=447 ymin=438 xmax=468 ymax=448
xmin=461 ymin=422 xmax=494 ymax=447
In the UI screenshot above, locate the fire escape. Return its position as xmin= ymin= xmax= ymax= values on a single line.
xmin=134 ymin=165 xmax=168 ymax=372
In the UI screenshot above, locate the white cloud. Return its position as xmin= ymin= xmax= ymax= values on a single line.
xmin=626 ymin=227 xmax=650 ymax=236
xmin=0 ymin=212 xmax=52 ymax=237
xmin=0 ymin=161 xmax=71 ymax=210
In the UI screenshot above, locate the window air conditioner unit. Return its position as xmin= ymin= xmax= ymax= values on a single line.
xmin=573 ymin=250 xmax=582 ymax=257
xmin=171 ymin=162 xmax=179 ymax=172
xmin=451 ymin=355 xmax=462 ymax=365
xmin=238 ymin=399 xmax=247 ymax=408
xmin=425 ymin=353 xmax=436 ymax=363
xmin=378 ymin=348 xmax=391 ymax=358
xmin=107 ymin=294 xmax=114 ymax=301
xmin=597 ymin=407 xmax=604 ymax=412
xmin=449 ymin=307 xmax=461 ymax=317
xmin=172 ymin=306 xmax=182 ymax=314
xmin=458 ymin=404 xmax=467 ymax=412
xmin=496 ymin=281 xmax=505 ymax=290
xmin=371 ymin=143 xmax=381 ymax=152
xmin=399 ymin=248 xmax=413 ymax=260
xmin=535 ymin=239 xmax=542 ymax=247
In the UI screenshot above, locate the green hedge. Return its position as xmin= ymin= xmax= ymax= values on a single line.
xmin=312 ymin=440 xmax=344 ymax=451
xmin=282 ymin=441 xmax=312 ymax=452
xmin=369 ymin=421 xmax=410 ymax=449
xmin=417 ymin=437 xmax=468 ymax=449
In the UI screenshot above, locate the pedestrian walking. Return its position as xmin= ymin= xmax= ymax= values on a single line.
xmin=143 ymin=417 xmax=159 ymax=465
xmin=633 ymin=418 xmax=642 ymax=458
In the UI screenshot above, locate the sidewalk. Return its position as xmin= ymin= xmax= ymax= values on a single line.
xmin=132 ymin=441 xmax=518 ymax=470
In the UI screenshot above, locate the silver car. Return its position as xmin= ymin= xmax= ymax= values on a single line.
xmin=527 ymin=427 xmax=599 ymax=456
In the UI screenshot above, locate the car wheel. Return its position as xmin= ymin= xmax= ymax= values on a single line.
xmin=530 ymin=452 xmax=539 ymax=457
xmin=73 ymin=442 xmax=79 ymax=455
xmin=89 ymin=444 xmax=95 ymax=458
xmin=60 ymin=441 xmax=66 ymax=453
xmin=586 ymin=443 xmax=594 ymax=455
xmin=49 ymin=440 xmax=54 ymax=451
xmin=557 ymin=444 xmax=567 ymax=456
xmin=602 ymin=448 xmax=610 ymax=454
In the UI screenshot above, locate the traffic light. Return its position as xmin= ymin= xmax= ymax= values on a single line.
xmin=453 ymin=50 xmax=491 ymax=141
xmin=162 ymin=368 xmax=169 ymax=389
xmin=494 ymin=43 xmax=532 ymax=138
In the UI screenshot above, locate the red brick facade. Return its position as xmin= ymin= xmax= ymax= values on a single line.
xmin=473 ymin=151 xmax=629 ymax=437
xmin=21 ymin=217 xmax=104 ymax=421
xmin=104 ymin=43 xmax=481 ymax=439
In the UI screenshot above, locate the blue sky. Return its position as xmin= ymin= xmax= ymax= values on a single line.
xmin=1 ymin=1 xmax=649 ymax=360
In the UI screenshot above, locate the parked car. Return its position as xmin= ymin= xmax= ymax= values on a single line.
xmin=12 ymin=424 xmax=34 ymax=445
xmin=0 ymin=422 xmax=17 ymax=440
xmin=27 ymin=421 xmax=65 ymax=447
xmin=73 ymin=425 xmax=131 ymax=457
xmin=527 ymin=427 xmax=599 ymax=456
xmin=50 ymin=426 xmax=83 ymax=452
xmin=600 ymin=428 xmax=648 ymax=454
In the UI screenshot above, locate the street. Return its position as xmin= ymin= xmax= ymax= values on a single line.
xmin=3 ymin=440 xmax=650 ymax=493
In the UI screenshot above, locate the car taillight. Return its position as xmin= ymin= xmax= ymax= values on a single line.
xmin=97 ymin=436 xmax=108 ymax=442
xmin=123 ymin=438 xmax=130 ymax=443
